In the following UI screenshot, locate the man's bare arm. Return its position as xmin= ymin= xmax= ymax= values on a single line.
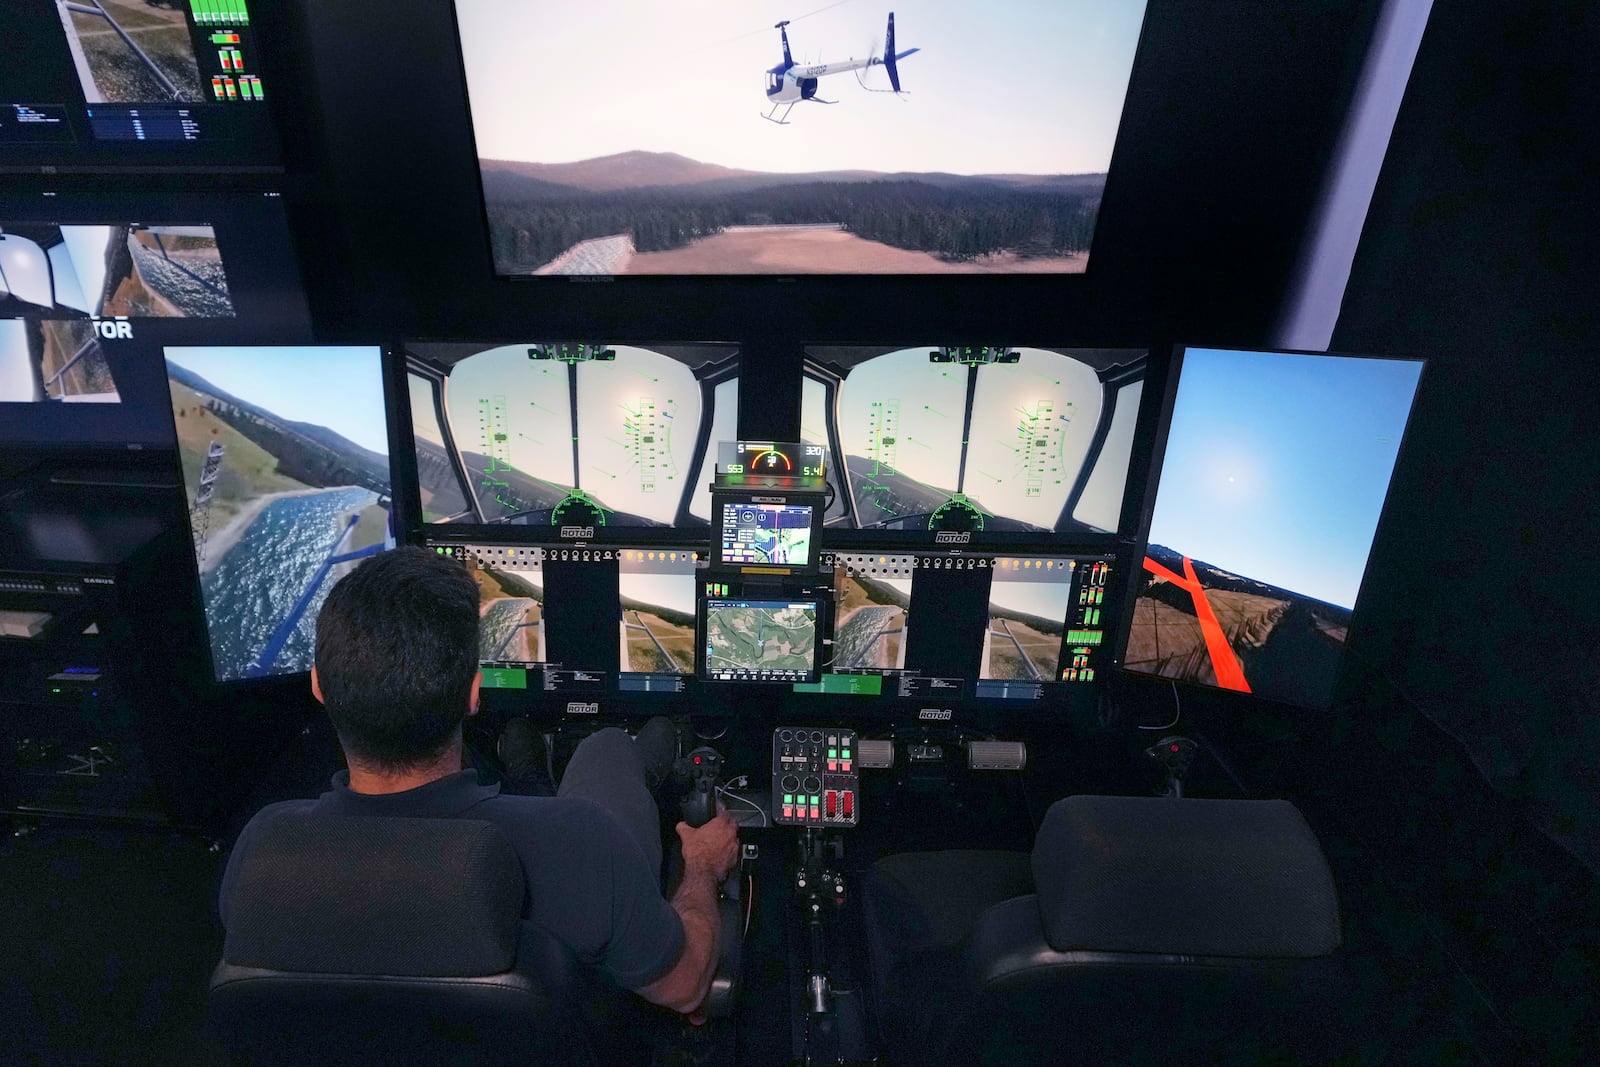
xmin=635 ymin=812 xmax=739 ymax=1014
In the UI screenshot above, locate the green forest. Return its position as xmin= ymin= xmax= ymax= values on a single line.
xmin=487 ymin=179 xmax=1101 ymax=272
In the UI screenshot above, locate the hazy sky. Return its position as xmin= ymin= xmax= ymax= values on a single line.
xmin=166 ymin=346 xmax=390 ymax=455
xmin=454 ymin=0 xmax=1148 ymax=174
xmin=988 ymin=558 xmax=1075 ymax=622
xmin=1146 ymin=348 xmax=1423 ymax=609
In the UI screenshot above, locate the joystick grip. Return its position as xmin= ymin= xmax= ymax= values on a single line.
xmin=677 ymin=746 xmax=723 ymax=828
xmin=682 ymin=780 xmax=717 ymax=828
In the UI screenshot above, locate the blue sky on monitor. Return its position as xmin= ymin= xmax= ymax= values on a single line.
xmin=453 ymin=0 xmax=1147 ymax=175
xmin=1146 ymin=348 xmax=1421 ymax=610
xmin=165 ymin=346 xmax=390 ymax=456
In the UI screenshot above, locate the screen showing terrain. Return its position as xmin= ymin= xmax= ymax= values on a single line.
xmin=454 ymin=1 xmax=1147 ymax=275
xmin=1123 ymin=347 xmax=1423 ymax=708
xmin=619 ymin=548 xmax=698 ymax=675
xmin=702 ymin=598 xmax=819 ymax=682
xmin=803 ymin=346 xmax=1146 ymax=532
xmin=1 ymin=223 xmax=235 ymax=320
xmin=405 ymin=342 xmax=738 ymax=528
xmin=166 ymin=346 xmax=391 ymax=683
xmin=828 ymin=553 xmax=913 ymax=673
xmin=980 ymin=557 xmax=1074 ymax=682
xmin=718 ymin=501 xmax=814 ymax=566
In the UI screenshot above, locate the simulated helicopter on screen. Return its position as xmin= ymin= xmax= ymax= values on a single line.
xmin=763 ymin=11 xmax=920 ymax=124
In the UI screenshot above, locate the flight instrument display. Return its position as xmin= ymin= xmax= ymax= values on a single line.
xmin=404 ymin=341 xmax=739 ymax=529
xmin=803 ymin=346 xmax=1147 ymax=535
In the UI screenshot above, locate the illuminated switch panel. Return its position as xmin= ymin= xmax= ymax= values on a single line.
xmin=772 ymin=727 xmax=859 ymax=827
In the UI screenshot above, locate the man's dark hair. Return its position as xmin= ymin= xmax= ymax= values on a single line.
xmin=314 ymin=546 xmax=481 ymax=771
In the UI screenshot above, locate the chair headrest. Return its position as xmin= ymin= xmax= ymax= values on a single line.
xmin=1031 ymin=796 xmax=1341 ymax=959
xmin=225 ymin=815 xmax=525 ymax=977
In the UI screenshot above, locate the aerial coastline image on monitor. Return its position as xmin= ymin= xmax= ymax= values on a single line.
xmin=1123 ymin=348 xmax=1422 ymax=708
xmin=830 ymin=558 xmax=911 ymax=671
xmin=619 ymin=550 xmax=698 ymax=674
xmin=0 ymin=319 xmax=120 ymax=403
xmin=804 ymin=346 xmax=1146 ymax=531
xmin=455 ymin=0 xmax=1147 ymax=275
xmin=55 ymin=0 xmax=205 ymax=104
xmin=469 ymin=555 xmax=547 ymax=666
xmin=167 ymin=346 xmax=391 ymax=683
xmin=405 ymin=341 xmax=738 ymax=527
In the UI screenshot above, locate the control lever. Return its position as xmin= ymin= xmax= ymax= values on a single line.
xmin=678 ymin=746 xmax=724 ymax=828
xmin=1145 ymin=735 xmax=1197 ymax=798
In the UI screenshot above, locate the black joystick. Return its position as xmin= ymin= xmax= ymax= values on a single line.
xmin=1145 ymin=735 xmax=1198 ymax=798
xmin=677 ymin=746 xmax=723 ymax=827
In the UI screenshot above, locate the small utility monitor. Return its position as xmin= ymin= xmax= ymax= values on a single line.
xmin=712 ymin=495 xmax=821 ymax=572
xmin=699 ymin=597 xmax=822 ymax=684
xmin=1119 ymin=346 xmax=1424 ymax=709
xmin=166 ymin=345 xmax=392 ymax=683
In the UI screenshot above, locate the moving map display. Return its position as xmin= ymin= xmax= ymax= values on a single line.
xmin=702 ymin=599 xmax=820 ymax=683
xmin=803 ymin=346 xmax=1146 ymax=534
xmin=166 ymin=346 xmax=391 ymax=683
xmin=405 ymin=342 xmax=738 ymax=528
xmin=1122 ymin=347 xmax=1423 ymax=708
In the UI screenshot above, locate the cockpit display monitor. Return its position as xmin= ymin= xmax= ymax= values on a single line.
xmin=1119 ymin=346 xmax=1424 ymax=709
xmin=717 ymin=501 xmax=815 ymax=568
xmin=700 ymin=598 xmax=821 ymax=684
xmin=166 ymin=345 xmax=391 ymax=684
xmin=403 ymin=341 xmax=738 ymax=531
xmin=803 ymin=346 xmax=1148 ymax=538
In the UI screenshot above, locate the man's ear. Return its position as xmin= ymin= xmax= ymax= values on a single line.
xmin=468 ymin=671 xmax=483 ymax=717
xmin=310 ymin=666 xmax=325 ymax=705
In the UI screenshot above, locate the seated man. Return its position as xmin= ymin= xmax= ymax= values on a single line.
xmin=219 ymin=546 xmax=740 ymax=1017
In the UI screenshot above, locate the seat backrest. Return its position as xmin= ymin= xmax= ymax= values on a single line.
xmin=948 ymin=795 xmax=1347 ymax=1066
xmin=209 ymin=814 xmax=590 ymax=1067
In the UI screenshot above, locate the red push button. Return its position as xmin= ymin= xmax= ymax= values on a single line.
xmin=809 ymin=806 xmax=820 ymax=821
xmin=825 ymin=790 xmax=837 ymax=817
xmin=842 ymin=791 xmax=854 ymax=817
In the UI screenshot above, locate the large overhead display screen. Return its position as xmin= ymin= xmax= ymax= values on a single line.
xmin=404 ymin=341 xmax=739 ymax=529
xmin=453 ymin=1 xmax=1147 ymax=276
xmin=803 ymin=346 xmax=1146 ymax=534
xmin=1121 ymin=347 xmax=1423 ymax=709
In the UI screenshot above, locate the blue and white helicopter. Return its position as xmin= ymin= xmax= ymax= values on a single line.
xmin=763 ymin=11 xmax=920 ymax=124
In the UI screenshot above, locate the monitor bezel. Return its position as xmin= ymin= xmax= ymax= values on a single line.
xmin=709 ymin=489 xmax=826 ymax=576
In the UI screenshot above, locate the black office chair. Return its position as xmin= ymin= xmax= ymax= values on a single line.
xmin=861 ymin=795 xmax=1348 ymax=1067
xmin=208 ymin=814 xmax=593 ymax=1067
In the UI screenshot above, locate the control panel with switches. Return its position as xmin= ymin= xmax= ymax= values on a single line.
xmin=772 ymin=727 xmax=859 ymax=827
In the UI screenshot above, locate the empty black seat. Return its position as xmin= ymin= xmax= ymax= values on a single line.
xmin=861 ymin=795 xmax=1347 ymax=1066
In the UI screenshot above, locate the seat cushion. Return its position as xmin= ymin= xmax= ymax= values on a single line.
xmin=224 ymin=815 xmax=525 ymax=977
xmin=1031 ymin=795 xmax=1341 ymax=958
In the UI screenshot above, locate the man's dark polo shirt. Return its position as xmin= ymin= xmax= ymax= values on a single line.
xmin=219 ymin=770 xmax=684 ymax=990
